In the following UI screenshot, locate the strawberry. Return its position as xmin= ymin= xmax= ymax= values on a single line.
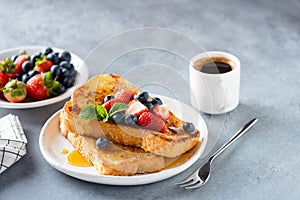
xmin=0 ymin=72 xmax=10 ymax=90
xmin=126 ymin=99 xmax=148 ymax=117
xmin=26 ymin=72 xmax=60 ymax=100
xmin=0 ymin=58 xmax=16 ymax=79
xmin=14 ymin=54 xmax=29 ymax=74
xmin=2 ymin=79 xmax=27 ymax=103
xmin=103 ymin=99 xmax=120 ymax=112
xmin=152 ymin=104 xmax=170 ymax=121
xmin=35 ymin=54 xmax=53 ymax=72
xmin=103 ymin=90 xmax=135 ymax=112
xmin=137 ymin=112 xmax=167 ymax=133
xmin=115 ymin=89 xmax=134 ymax=104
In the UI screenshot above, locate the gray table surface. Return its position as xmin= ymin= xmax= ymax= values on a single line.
xmin=1 ymin=0 xmax=299 ymax=199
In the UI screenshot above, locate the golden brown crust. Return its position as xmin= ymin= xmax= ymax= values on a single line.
xmin=71 ymin=74 xmax=141 ymax=111
xmin=65 ymin=131 xmax=165 ymax=176
xmin=62 ymin=74 xmax=201 ymax=158
xmin=61 ymin=109 xmax=165 ymax=175
xmin=59 ymin=74 xmax=203 ymax=175
xmin=63 ymin=100 xmax=200 ymax=158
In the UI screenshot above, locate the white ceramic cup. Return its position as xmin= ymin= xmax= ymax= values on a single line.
xmin=189 ymin=51 xmax=240 ymax=114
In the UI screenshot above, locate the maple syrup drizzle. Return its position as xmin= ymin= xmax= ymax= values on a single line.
xmin=164 ymin=141 xmax=201 ymax=169
xmin=66 ymin=150 xmax=93 ymax=167
xmin=60 ymin=149 xmax=69 ymax=154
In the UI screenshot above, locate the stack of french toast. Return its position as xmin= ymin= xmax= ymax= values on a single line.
xmin=59 ymin=74 xmax=201 ymax=176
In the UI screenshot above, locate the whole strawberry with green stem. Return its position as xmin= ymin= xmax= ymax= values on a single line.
xmin=26 ymin=72 xmax=60 ymax=100
xmin=2 ymin=79 xmax=27 ymax=103
xmin=0 ymin=58 xmax=17 ymax=89
xmin=0 ymin=57 xmax=16 ymax=76
xmin=14 ymin=51 xmax=29 ymax=74
xmin=0 ymin=72 xmax=9 ymax=91
xmin=34 ymin=54 xmax=53 ymax=72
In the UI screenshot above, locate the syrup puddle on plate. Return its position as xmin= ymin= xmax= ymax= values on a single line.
xmin=63 ymin=149 xmax=93 ymax=167
xmin=61 ymin=149 xmax=69 ymax=154
xmin=164 ymin=141 xmax=201 ymax=170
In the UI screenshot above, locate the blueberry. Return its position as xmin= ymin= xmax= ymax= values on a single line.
xmin=68 ymin=68 xmax=77 ymax=77
xmin=96 ymin=137 xmax=109 ymax=149
xmin=54 ymin=84 xmax=66 ymax=95
xmin=59 ymin=61 xmax=72 ymax=69
xmin=63 ymin=76 xmax=75 ymax=88
xmin=15 ymin=73 xmax=22 ymax=81
xmin=124 ymin=114 xmax=137 ymax=125
xmin=58 ymin=51 xmax=71 ymax=62
xmin=69 ymin=63 xmax=75 ymax=70
xmin=30 ymin=53 xmax=41 ymax=64
xmin=112 ymin=112 xmax=125 ymax=124
xmin=68 ymin=76 xmax=76 ymax=87
xmin=57 ymin=71 xmax=65 ymax=82
xmin=50 ymin=65 xmax=61 ymax=78
xmin=104 ymin=95 xmax=115 ymax=103
xmin=144 ymin=101 xmax=154 ymax=111
xmin=22 ymin=61 xmax=34 ymax=74
xmin=61 ymin=67 xmax=70 ymax=77
xmin=11 ymin=54 xmax=18 ymax=62
xmin=135 ymin=91 xmax=149 ymax=103
xmin=28 ymin=70 xmax=40 ymax=78
xmin=151 ymin=97 xmax=163 ymax=106
xmin=183 ymin=122 xmax=195 ymax=133
xmin=21 ymin=74 xmax=31 ymax=83
xmin=44 ymin=47 xmax=53 ymax=55
xmin=46 ymin=52 xmax=59 ymax=65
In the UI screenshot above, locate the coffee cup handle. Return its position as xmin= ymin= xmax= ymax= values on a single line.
xmin=217 ymin=80 xmax=232 ymax=112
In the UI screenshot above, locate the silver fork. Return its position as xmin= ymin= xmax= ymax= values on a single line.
xmin=176 ymin=118 xmax=258 ymax=189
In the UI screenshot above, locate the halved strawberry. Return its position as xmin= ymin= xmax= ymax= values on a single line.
xmin=160 ymin=125 xmax=168 ymax=133
xmin=126 ymin=99 xmax=148 ymax=117
xmin=137 ymin=112 xmax=167 ymax=133
xmin=152 ymin=104 xmax=170 ymax=121
xmin=115 ymin=89 xmax=134 ymax=104
xmin=103 ymin=99 xmax=120 ymax=112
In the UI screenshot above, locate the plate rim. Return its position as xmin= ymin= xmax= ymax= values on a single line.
xmin=0 ymin=45 xmax=89 ymax=109
xmin=39 ymin=95 xmax=208 ymax=185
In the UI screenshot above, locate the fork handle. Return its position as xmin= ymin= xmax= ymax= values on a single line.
xmin=209 ymin=118 xmax=258 ymax=163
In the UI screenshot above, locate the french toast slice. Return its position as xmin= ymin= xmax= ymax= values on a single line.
xmin=66 ymin=74 xmax=201 ymax=158
xmin=60 ymin=110 xmax=165 ymax=175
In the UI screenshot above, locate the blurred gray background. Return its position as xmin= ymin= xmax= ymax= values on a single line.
xmin=0 ymin=0 xmax=299 ymax=200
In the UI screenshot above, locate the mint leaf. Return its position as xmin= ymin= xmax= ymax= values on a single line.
xmin=109 ymin=102 xmax=129 ymax=116
xmin=80 ymin=103 xmax=129 ymax=122
xmin=102 ymin=115 xmax=110 ymax=122
xmin=79 ymin=105 xmax=99 ymax=120
xmin=96 ymin=105 xmax=108 ymax=120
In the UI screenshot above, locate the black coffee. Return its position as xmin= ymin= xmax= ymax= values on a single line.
xmin=193 ymin=56 xmax=235 ymax=74
xmin=200 ymin=61 xmax=232 ymax=74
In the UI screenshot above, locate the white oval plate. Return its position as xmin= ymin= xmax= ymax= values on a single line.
xmin=0 ymin=46 xmax=89 ymax=109
xmin=39 ymin=95 xmax=208 ymax=185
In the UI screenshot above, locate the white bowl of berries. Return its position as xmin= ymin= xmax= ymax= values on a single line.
xmin=0 ymin=46 xmax=89 ymax=109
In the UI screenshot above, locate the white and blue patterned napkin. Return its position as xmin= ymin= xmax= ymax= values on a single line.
xmin=0 ymin=114 xmax=27 ymax=174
